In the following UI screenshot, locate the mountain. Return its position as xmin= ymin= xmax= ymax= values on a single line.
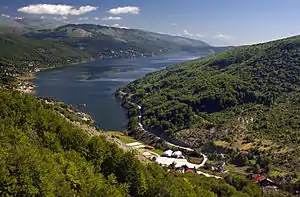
xmin=0 ymin=16 xmax=63 ymax=34
xmin=120 ymin=35 xmax=300 ymax=176
xmin=0 ymin=33 xmax=89 ymax=78
xmin=25 ymin=24 xmax=229 ymax=58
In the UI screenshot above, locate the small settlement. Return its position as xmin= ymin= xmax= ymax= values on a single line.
xmin=126 ymin=142 xmax=222 ymax=179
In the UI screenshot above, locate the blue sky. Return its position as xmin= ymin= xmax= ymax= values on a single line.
xmin=1 ymin=0 xmax=300 ymax=46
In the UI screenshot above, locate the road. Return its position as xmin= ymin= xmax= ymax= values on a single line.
xmin=122 ymin=93 xmax=208 ymax=165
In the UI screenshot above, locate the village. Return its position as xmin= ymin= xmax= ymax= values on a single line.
xmin=122 ymin=140 xmax=280 ymax=192
xmin=41 ymin=98 xmax=94 ymax=124
xmin=16 ymin=81 xmax=36 ymax=94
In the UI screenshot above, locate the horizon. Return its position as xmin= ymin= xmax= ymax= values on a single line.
xmin=1 ymin=0 xmax=300 ymax=46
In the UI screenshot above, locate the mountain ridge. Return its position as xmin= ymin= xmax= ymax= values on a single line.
xmin=25 ymin=23 xmax=231 ymax=58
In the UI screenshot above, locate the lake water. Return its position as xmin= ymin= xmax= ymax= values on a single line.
xmin=33 ymin=54 xmax=202 ymax=131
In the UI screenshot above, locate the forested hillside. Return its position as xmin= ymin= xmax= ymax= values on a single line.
xmin=0 ymin=90 xmax=262 ymax=196
xmin=25 ymin=24 xmax=229 ymax=58
xmin=0 ymin=33 xmax=89 ymax=77
xmin=121 ymin=35 xmax=300 ymax=174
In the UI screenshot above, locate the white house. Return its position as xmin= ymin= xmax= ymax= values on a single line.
xmin=172 ymin=151 xmax=183 ymax=158
xmin=162 ymin=150 xmax=173 ymax=157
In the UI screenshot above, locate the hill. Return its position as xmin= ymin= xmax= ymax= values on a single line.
xmin=120 ymin=35 xmax=300 ymax=176
xmin=0 ymin=16 xmax=63 ymax=34
xmin=25 ymin=24 xmax=229 ymax=58
xmin=0 ymin=89 xmax=262 ymax=196
xmin=0 ymin=33 xmax=89 ymax=80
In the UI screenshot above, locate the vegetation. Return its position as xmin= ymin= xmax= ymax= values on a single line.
xmin=120 ymin=35 xmax=300 ymax=176
xmin=0 ymin=33 xmax=89 ymax=80
xmin=26 ymin=24 xmax=230 ymax=59
xmin=0 ymin=89 xmax=262 ymax=196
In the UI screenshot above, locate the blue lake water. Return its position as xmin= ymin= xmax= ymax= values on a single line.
xmin=33 ymin=54 xmax=202 ymax=131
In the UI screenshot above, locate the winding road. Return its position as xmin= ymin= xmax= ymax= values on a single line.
xmin=120 ymin=92 xmax=226 ymax=179
xmin=123 ymin=94 xmax=208 ymax=164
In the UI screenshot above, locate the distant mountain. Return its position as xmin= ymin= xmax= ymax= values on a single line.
xmin=0 ymin=17 xmax=63 ymax=34
xmin=25 ymin=24 xmax=230 ymax=58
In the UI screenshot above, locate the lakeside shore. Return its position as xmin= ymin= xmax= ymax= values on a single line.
xmin=16 ymin=58 xmax=94 ymax=94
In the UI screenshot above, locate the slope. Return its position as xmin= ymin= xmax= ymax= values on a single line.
xmin=0 ymin=89 xmax=262 ymax=197
xmin=25 ymin=24 xmax=227 ymax=58
xmin=120 ymin=35 xmax=300 ymax=173
xmin=0 ymin=33 xmax=89 ymax=76
xmin=0 ymin=16 xmax=63 ymax=34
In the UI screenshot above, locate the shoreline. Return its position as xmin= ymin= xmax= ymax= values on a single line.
xmin=17 ymin=58 xmax=95 ymax=94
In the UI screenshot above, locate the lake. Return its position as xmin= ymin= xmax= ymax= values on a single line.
xmin=33 ymin=54 xmax=202 ymax=131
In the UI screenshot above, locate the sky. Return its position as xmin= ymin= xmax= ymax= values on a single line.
xmin=0 ymin=0 xmax=300 ymax=46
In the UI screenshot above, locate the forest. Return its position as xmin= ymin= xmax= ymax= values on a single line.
xmin=0 ymin=33 xmax=89 ymax=77
xmin=0 ymin=90 xmax=263 ymax=196
xmin=120 ymin=35 xmax=300 ymax=174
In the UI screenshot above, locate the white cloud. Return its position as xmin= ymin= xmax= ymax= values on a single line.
xmin=112 ymin=24 xmax=128 ymax=29
xmin=78 ymin=17 xmax=89 ymax=21
xmin=1 ymin=14 xmax=11 ymax=18
xmin=108 ymin=6 xmax=139 ymax=15
xmin=40 ymin=16 xmax=45 ymax=19
xmin=53 ymin=16 xmax=68 ymax=21
xmin=171 ymin=23 xmax=177 ymax=26
xmin=183 ymin=29 xmax=205 ymax=39
xmin=18 ymin=4 xmax=97 ymax=16
xmin=102 ymin=16 xmax=122 ymax=21
xmin=215 ymin=34 xmax=231 ymax=39
xmin=94 ymin=17 xmax=99 ymax=20
xmin=14 ymin=17 xmax=24 ymax=20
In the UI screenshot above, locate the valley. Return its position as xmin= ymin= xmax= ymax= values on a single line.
xmin=0 ymin=11 xmax=299 ymax=196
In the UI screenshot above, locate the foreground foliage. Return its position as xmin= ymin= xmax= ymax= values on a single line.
xmin=0 ymin=90 xmax=261 ymax=196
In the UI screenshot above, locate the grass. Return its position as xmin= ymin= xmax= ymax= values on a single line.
xmin=188 ymin=157 xmax=204 ymax=165
xmin=149 ymin=148 xmax=164 ymax=155
xmin=224 ymin=164 xmax=249 ymax=175
xmin=214 ymin=141 xmax=230 ymax=147
xmin=107 ymin=132 xmax=165 ymax=156
xmin=107 ymin=131 xmax=138 ymax=144
xmin=240 ymin=143 xmax=253 ymax=151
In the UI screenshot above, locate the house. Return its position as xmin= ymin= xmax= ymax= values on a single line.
xmin=186 ymin=168 xmax=196 ymax=173
xmin=175 ymin=167 xmax=185 ymax=173
xmin=172 ymin=151 xmax=183 ymax=158
xmin=162 ymin=150 xmax=173 ymax=157
xmin=252 ymin=175 xmax=265 ymax=183
xmin=145 ymin=146 xmax=155 ymax=150
xmin=68 ymin=109 xmax=74 ymax=113
xmin=82 ymin=117 xmax=89 ymax=122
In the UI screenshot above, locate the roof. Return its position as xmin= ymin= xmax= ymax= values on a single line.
xmin=172 ymin=151 xmax=183 ymax=156
xmin=162 ymin=150 xmax=173 ymax=156
xmin=252 ymin=175 xmax=265 ymax=182
xmin=145 ymin=146 xmax=155 ymax=150
xmin=186 ymin=169 xmax=194 ymax=173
